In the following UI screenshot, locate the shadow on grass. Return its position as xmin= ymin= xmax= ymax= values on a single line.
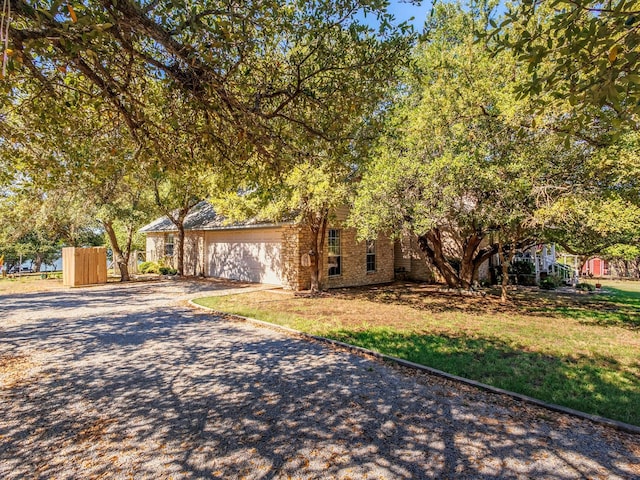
xmin=523 ymin=287 xmax=640 ymax=330
xmin=332 ymin=283 xmax=516 ymax=316
xmin=334 ymin=282 xmax=640 ymax=331
xmin=325 ymin=328 xmax=640 ymax=426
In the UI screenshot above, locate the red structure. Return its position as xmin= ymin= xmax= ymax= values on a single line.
xmin=581 ymin=257 xmax=609 ymax=277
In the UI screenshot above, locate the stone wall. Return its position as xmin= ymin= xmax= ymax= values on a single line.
xmin=280 ymin=225 xmax=311 ymax=290
xmin=322 ymin=228 xmax=395 ymax=289
xmin=280 ymin=222 xmax=395 ymax=291
xmin=393 ymin=233 xmax=439 ymax=283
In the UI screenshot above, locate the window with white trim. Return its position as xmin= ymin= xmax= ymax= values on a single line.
xmin=328 ymin=229 xmax=341 ymax=276
xmin=165 ymin=233 xmax=175 ymax=257
xmin=366 ymin=239 xmax=376 ymax=272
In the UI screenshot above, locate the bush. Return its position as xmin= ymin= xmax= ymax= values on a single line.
xmin=159 ymin=266 xmax=178 ymax=275
xmin=509 ymin=260 xmax=535 ymax=275
xmin=489 ymin=261 xmax=537 ymax=286
xmin=539 ymin=275 xmax=562 ymax=290
xmin=576 ymin=282 xmax=595 ymax=292
xmin=139 ymin=261 xmax=160 ymax=274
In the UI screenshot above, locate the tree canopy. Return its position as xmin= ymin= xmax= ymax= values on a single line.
xmin=351 ymin=1 xmax=579 ymax=290
xmin=488 ymin=0 xmax=640 ymax=130
xmin=4 ymin=0 xmax=412 ymax=167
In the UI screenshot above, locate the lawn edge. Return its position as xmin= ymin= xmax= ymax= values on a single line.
xmin=189 ymin=298 xmax=640 ymax=435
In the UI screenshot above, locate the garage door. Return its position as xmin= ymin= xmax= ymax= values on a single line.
xmin=205 ymin=228 xmax=282 ymax=285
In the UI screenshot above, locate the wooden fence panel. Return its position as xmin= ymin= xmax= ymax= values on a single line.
xmin=62 ymin=247 xmax=107 ymax=287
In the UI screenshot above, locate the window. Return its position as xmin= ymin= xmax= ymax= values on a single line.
xmin=366 ymin=239 xmax=376 ymax=272
xmin=328 ymin=229 xmax=341 ymax=276
xmin=165 ymin=234 xmax=175 ymax=257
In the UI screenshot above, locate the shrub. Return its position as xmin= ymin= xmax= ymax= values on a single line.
xmin=509 ymin=260 xmax=535 ymax=275
xmin=159 ymin=266 xmax=178 ymax=275
xmin=139 ymin=261 xmax=160 ymax=274
xmin=576 ymin=282 xmax=595 ymax=292
xmin=539 ymin=275 xmax=562 ymax=290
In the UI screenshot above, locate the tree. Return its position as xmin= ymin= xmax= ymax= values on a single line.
xmin=1 ymin=76 xmax=155 ymax=281
xmin=150 ymin=162 xmax=209 ymax=277
xmin=202 ymin=3 xmax=410 ymax=292
xmin=352 ymin=1 xmax=563 ymax=291
xmin=4 ymin=0 xmax=412 ymax=171
xmin=3 ymin=1 xmax=412 ymax=285
xmin=603 ymin=244 xmax=640 ymax=278
xmin=140 ymin=86 xmax=226 ymax=277
xmin=537 ymin=195 xmax=640 ymax=262
xmin=217 ymin=158 xmax=354 ymax=293
xmin=0 ymin=179 xmax=104 ymax=273
xmin=487 ymin=0 xmax=640 ymax=130
xmin=535 ymin=126 xmax=640 ymax=266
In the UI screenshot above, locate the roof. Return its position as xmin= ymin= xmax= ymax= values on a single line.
xmin=139 ymin=201 xmax=293 ymax=233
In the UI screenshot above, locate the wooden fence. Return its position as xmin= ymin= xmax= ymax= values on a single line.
xmin=62 ymin=247 xmax=108 ymax=287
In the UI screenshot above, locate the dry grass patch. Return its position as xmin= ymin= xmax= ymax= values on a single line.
xmin=0 ymin=276 xmax=65 ymax=294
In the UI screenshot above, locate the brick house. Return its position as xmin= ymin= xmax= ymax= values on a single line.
xmin=140 ymin=202 xmax=398 ymax=290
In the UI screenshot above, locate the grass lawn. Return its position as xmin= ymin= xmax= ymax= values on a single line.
xmin=193 ymin=280 xmax=640 ymax=426
xmin=0 ymin=274 xmax=64 ymax=294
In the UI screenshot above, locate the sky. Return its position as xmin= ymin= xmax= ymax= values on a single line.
xmin=386 ymin=0 xmax=433 ymax=28
xmin=383 ymin=1 xmax=508 ymax=29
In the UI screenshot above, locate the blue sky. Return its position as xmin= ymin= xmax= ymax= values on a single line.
xmin=386 ymin=0 xmax=432 ymax=28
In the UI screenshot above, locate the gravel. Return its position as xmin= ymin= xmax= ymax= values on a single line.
xmin=1 ymin=280 xmax=638 ymax=479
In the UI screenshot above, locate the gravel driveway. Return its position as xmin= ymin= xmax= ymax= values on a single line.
xmin=1 ymin=280 xmax=638 ymax=479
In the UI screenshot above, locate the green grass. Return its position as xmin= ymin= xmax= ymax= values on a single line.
xmin=193 ymin=281 xmax=640 ymax=426
xmin=327 ymin=328 xmax=638 ymax=424
xmin=527 ymin=281 xmax=640 ymax=329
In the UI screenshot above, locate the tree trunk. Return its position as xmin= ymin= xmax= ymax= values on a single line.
xmin=417 ymin=230 xmax=461 ymax=288
xmin=309 ymin=228 xmax=320 ymax=293
xmin=103 ymin=221 xmax=131 ymax=282
xmin=417 ymin=229 xmax=496 ymax=290
xmin=459 ymin=234 xmax=483 ymax=289
xmin=633 ymin=259 xmax=640 ymax=279
xmin=33 ymin=254 xmax=43 ymax=273
xmin=498 ymin=242 xmax=509 ymax=303
xmin=176 ymin=223 xmax=185 ymax=276
xmin=578 ymin=256 xmax=589 ymax=277
xmin=499 ymin=241 xmax=519 ymax=303
xmin=308 ymin=211 xmax=328 ymax=294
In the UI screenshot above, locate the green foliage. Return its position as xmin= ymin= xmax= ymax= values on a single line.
xmin=352 ymin=1 xmax=564 ymax=288
xmin=538 ymin=195 xmax=640 ymax=256
xmin=140 ymin=260 xmax=178 ymax=275
xmin=602 ymin=244 xmax=640 ymax=279
xmin=488 ymin=0 xmax=640 ymax=129
xmin=540 ymin=275 xmax=563 ymax=290
xmin=604 ymin=244 xmax=640 ymax=261
xmin=576 ymin=282 xmax=596 ymax=292
xmin=139 ymin=261 xmax=160 ymax=274
xmin=490 ymin=260 xmax=537 ymax=287
xmin=509 ymin=260 xmax=535 ymax=275
xmin=159 ymin=266 xmax=178 ymax=276
xmin=4 ymin=0 xmax=413 ymax=176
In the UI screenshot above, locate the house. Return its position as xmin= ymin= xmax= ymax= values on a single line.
xmin=140 ymin=202 xmax=397 ymax=290
xmin=487 ymin=243 xmax=578 ymax=285
xmin=581 ymin=257 xmax=609 ymax=277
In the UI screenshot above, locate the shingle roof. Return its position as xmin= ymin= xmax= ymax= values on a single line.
xmin=139 ymin=201 xmax=292 ymax=233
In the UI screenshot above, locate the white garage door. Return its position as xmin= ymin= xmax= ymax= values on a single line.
xmin=205 ymin=228 xmax=282 ymax=285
